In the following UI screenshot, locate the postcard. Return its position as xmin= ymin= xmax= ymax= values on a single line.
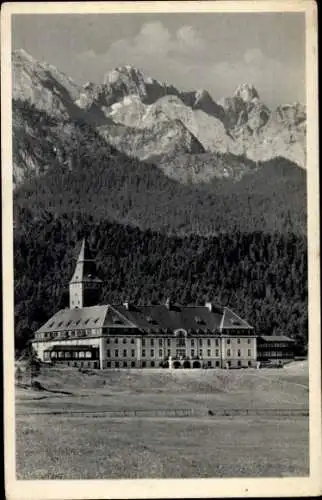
xmin=2 ymin=1 xmax=320 ymax=498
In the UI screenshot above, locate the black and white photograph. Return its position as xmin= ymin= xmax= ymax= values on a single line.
xmin=2 ymin=1 xmax=320 ymax=499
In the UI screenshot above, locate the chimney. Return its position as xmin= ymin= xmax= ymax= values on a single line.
xmin=123 ymin=301 xmax=130 ymax=310
xmin=165 ymin=297 xmax=172 ymax=310
xmin=205 ymin=302 xmax=213 ymax=312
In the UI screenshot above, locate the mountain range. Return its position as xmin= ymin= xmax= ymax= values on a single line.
xmin=13 ymin=48 xmax=306 ymax=187
xmin=11 ymin=49 xmax=308 ymax=354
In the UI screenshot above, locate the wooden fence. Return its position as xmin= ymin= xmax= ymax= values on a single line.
xmin=16 ymin=407 xmax=308 ymax=418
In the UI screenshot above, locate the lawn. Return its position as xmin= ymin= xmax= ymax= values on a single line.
xmin=15 ymin=362 xmax=309 ymax=479
xmin=16 ymin=414 xmax=309 ymax=479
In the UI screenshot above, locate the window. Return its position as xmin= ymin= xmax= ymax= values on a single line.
xmin=248 ymin=349 xmax=251 ymax=357
xmin=167 ymin=339 xmax=171 ymax=346
xmin=142 ymin=339 xmax=146 ymax=347
xmin=215 ymin=349 xmax=219 ymax=357
xmin=115 ymin=338 xmax=118 ymax=344
xmin=199 ymin=349 xmax=203 ymax=357
xmin=227 ymin=349 xmax=231 ymax=357
xmin=106 ymin=361 xmax=111 ymax=368
xmin=207 ymin=349 xmax=211 ymax=357
xmin=199 ymin=339 xmax=203 ymax=346
xmin=238 ymin=361 xmax=241 ymax=367
xmin=237 ymin=338 xmax=241 ymax=344
xmin=115 ymin=361 xmax=119 ymax=368
xmin=248 ymin=338 xmax=251 ymax=344
xmin=79 ymin=351 xmax=85 ymax=358
xmin=150 ymin=339 xmax=154 ymax=346
xmin=191 ymin=339 xmax=195 ymax=347
xmin=131 ymin=361 xmax=136 ymax=368
xmin=112 ymin=315 xmax=121 ymax=324
xmin=191 ymin=349 xmax=195 ymax=357
xmin=151 ymin=361 xmax=155 ymax=367
xmin=159 ymin=339 xmax=163 ymax=346
xmin=159 ymin=349 xmax=162 ymax=357
xmin=227 ymin=339 xmax=230 ymax=345
xmin=115 ymin=349 xmax=119 ymax=357
xmin=167 ymin=349 xmax=171 ymax=357
xmin=142 ymin=361 xmax=146 ymax=368
xmin=123 ymin=350 xmax=127 ymax=357
xmin=216 ymin=361 xmax=220 ymax=367
xmin=215 ymin=339 xmax=219 ymax=346
xmin=207 ymin=361 xmax=212 ymax=367
xmin=207 ymin=339 xmax=211 ymax=347
xmin=151 ymin=349 xmax=154 ymax=357
xmin=176 ymin=348 xmax=185 ymax=358
xmin=131 ymin=349 xmax=135 ymax=357
xmin=142 ymin=349 xmax=146 ymax=357
xmin=238 ymin=349 xmax=241 ymax=357
xmin=123 ymin=361 xmax=127 ymax=368
xmin=106 ymin=338 xmax=110 ymax=344
xmin=131 ymin=338 xmax=135 ymax=344
xmin=123 ymin=338 xmax=127 ymax=344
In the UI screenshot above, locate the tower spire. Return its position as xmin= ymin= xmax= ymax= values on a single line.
xmin=69 ymin=237 xmax=102 ymax=309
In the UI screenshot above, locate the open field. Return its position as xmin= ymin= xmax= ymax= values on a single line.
xmin=15 ymin=362 xmax=309 ymax=479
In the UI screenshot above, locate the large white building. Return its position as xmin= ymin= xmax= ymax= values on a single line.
xmin=32 ymin=239 xmax=259 ymax=369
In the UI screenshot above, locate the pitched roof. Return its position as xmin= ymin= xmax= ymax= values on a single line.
xmin=221 ymin=307 xmax=253 ymax=329
xmin=259 ymin=335 xmax=295 ymax=343
xmin=117 ymin=304 xmax=228 ymax=333
xmin=36 ymin=305 xmax=137 ymax=333
xmin=36 ymin=303 xmax=253 ymax=335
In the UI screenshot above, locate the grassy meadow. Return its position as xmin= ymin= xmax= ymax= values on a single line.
xmin=15 ymin=362 xmax=309 ymax=479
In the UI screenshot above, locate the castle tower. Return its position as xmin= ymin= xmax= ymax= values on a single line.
xmin=69 ymin=238 xmax=102 ymax=309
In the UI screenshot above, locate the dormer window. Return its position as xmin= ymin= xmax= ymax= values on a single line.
xmin=146 ymin=316 xmax=157 ymax=324
xmin=111 ymin=315 xmax=122 ymax=324
xmin=49 ymin=321 xmax=55 ymax=328
xmin=194 ymin=316 xmax=205 ymax=325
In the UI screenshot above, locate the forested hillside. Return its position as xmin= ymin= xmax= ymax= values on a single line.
xmin=14 ymin=213 xmax=308 ymax=356
xmin=14 ymin=100 xmax=306 ymax=236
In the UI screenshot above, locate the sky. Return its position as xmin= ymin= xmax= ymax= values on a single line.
xmin=12 ymin=13 xmax=306 ymax=107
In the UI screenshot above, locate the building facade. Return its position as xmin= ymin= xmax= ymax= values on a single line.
xmin=31 ymin=239 xmax=293 ymax=369
xmin=257 ymin=335 xmax=295 ymax=364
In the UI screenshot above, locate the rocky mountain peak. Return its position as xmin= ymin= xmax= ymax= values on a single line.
xmin=103 ymin=65 xmax=157 ymax=87
xmin=13 ymin=48 xmax=35 ymax=62
xmin=234 ymin=83 xmax=260 ymax=103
